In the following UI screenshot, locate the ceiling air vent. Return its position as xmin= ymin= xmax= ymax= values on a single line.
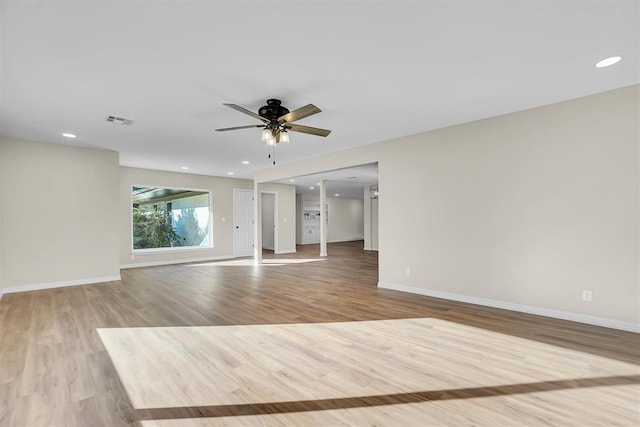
xmin=106 ymin=115 xmax=135 ymax=126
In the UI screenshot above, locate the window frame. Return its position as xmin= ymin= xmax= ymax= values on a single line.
xmin=130 ymin=184 xmax=214 ymax=254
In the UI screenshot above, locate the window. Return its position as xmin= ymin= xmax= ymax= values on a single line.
xmin=132 ymin=186 xmax=211 ymax=251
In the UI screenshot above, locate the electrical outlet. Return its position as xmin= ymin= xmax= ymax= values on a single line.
xmin=582 ymin=290 xmax=592 ymax=302
xmin=405 ymin=267 xmax=411 ymax=277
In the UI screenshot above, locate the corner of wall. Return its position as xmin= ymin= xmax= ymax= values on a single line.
xmin=0 ymin=138 xmax=121 ymax=289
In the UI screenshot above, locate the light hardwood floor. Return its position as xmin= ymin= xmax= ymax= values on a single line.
xmin=1 ymin=241 xmax=638 ymax=426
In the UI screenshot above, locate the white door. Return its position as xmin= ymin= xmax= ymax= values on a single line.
xmin=233 ymin=189 xmax=254 ymax=257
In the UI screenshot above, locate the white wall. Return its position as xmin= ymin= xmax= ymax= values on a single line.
xmin=259 ymin=182 xmax=296 ymax=254
xmin=255 ymin=85 xmax=640 ymax=329
xmin=0 ymin=138 xmax=121 ymax=290
xmin=261 ymin=193 xmax=275 ymax=250
xmin=120 ymin=167 xmax=253 ymax=267
xmin=297 ymin=194 xmax=364 ymax=243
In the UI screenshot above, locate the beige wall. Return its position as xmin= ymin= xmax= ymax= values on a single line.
xmin=120 ymin=167 xmax=253 ymax=267
xmin=380 ymin=85 xmax=638 ymax=326
xmin=261 ymin=193 xmax=275 ymax=250
xmin=255 ymin=85 xmax=640 ymax=328
xmin=297 ymin=194 xmax=364 ymax=243
xmin=0 ymin=138 xmax=121 ymax=289
xmin=327 ymin=196 xmax=363 ymax=243
xmin=259 ymin=182 xmax=297 ymax=253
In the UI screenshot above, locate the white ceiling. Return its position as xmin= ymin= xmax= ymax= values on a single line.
xmin=1 ymin=1 xmax=638 ymax=183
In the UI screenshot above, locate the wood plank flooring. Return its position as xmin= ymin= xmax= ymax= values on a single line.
xmin=0 ymin=241 xmax=638 ymax=426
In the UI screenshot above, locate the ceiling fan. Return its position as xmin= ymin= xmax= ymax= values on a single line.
xmin=215 ymin=99 xmax=331 ymax=164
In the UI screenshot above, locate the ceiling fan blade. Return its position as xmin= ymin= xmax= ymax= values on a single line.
xmin=278 ymin=104 xmax=321 ymax=123
xmin=215 ymin=124 xmax=264 ymax=132
xmin=286 ymin=123 xmax=331 ymax=137
xmin=223 ymin=103 xmax=268 ymax=123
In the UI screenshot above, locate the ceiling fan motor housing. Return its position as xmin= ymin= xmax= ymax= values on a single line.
xmin=259 ymin=99 xmax=289 ymax=122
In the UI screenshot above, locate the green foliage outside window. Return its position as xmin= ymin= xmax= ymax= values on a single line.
xmin=132 ymin=208 xmax=179 ymax=249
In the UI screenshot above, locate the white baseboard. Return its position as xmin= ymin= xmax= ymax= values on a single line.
xmin=0 ymin=288 xmax=3 ymax=301
xmin=275 ymin=249 xmax=297 ymax=254
xmin=4 ymin=275 xmax=122 ymax=294
xmin=363 ymin=247 xmax=379 ymax=251
xmin=121 ymin=255 xmax=234 ymax=269
xmin=378 ymin=282 xmax=640 ymax=333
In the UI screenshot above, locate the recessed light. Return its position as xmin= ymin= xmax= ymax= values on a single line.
xmin=241 ymin=161 xmax=250 ymax=165
xmin=335 ymin=193 xmax=340 ymax=197
xmin=309 ymin=186 xmax=314 ymax=190
xmin=62 ymin=133 xmax=76 ymax=138
xmin=595 ymin=56 xmax=622 ymax=68
xmin=289 ymin=179 xmax=295 ymax=182
xmin=180 ymin=166 xmax=189 ymax=170
xmin=227 ymin=172 xmax=234 ymax=175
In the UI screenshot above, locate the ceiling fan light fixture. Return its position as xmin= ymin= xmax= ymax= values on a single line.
xmin=280 ymin=130 xmax=290 ymax=144
xmin=261 ymin=128 xmax=271 ymax=143
xmin=218 ymin=99 xmax=331 ymax=165
xmin=262 ymin=128 xmax=276 ymax=146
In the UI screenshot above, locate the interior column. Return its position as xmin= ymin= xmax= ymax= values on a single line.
xmin=254 ymin=181 xmax=262 ymax=264
xmin=320 ymin=180 xmax=327 ymax=257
